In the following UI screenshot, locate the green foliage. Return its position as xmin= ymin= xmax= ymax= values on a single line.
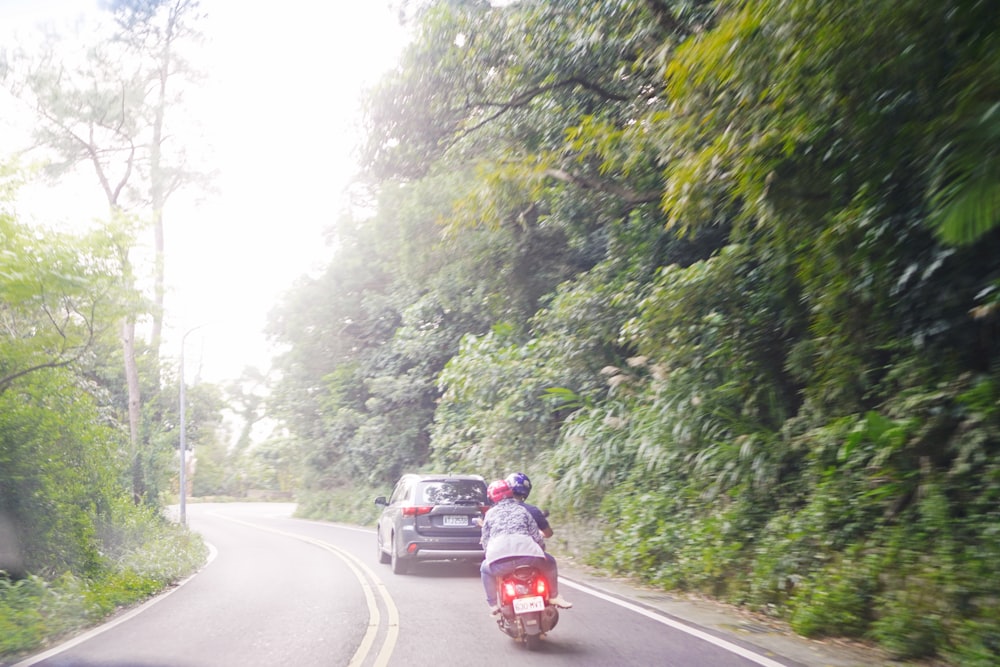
xmin=925 ymin=29 xmax=1000 ymax=245
xmin=99 ymin=499 xmax=207 ymax=585
xmin=432 ymin=327 xmax=562 ymax=474
xmin=0 ymin=210 xmax=136 ymax=395
xmin=0 ymin=7 xmax=224 ymax=661
xmin=0 ymin=574 xmax=83 ymax=656
xmin=0 ymin=369 xmax=125 ymax=576
xmin=0 ymin=169 xmax=211 ymax=659
xmin=585 ymin=474 xmax=750 ymax=598
xmin=295 ymin=484 xmax=385 ymax=527
xmin=433 ymin=257 xmax=655 ymax=476
xmin=787 ymin=547 xmax=877 ymax=638
xmin=0 ymin=507 xmax=205 ymax=660
xmin=273 ymin=0 xmax=1000 ymax=661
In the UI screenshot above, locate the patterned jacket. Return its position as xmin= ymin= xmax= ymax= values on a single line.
xmin=481 ymin=498 xmax=545 ymax=566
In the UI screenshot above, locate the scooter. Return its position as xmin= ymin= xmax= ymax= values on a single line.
xmin=494 ymin=564 xmax=560 ymax=650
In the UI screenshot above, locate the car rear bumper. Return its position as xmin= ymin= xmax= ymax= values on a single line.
xmin=410 ymin=546 xmax=484 ymax=561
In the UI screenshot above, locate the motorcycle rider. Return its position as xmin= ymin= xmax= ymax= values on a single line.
xmin=480 ymin=479 xmax=572 ymax=615
xmin=504 ymin=471 xmax=570 ymax=608
xmin=505 ymin=472 xmax=552 ymax=538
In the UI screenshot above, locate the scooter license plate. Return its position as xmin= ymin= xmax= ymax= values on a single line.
xmin=512 ymin=596 xmax=545 ymax=614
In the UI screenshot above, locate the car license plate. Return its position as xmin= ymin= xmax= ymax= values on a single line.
xmin=442 ymin=515 xmax=468 ymax=526
xmin=513 ymin=596 xmax=545 ymax=614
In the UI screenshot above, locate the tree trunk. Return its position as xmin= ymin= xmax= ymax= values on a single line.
xmin=123 ymin=319 xmax=144 ymax=503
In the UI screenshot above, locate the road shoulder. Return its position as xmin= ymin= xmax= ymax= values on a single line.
xmin=557 ymin=559 xmax=926 ymax=667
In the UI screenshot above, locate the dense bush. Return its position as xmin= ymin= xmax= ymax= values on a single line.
xmin=295 ymin=485 xmax=383 ymax=527
xmin=1 ymin=506 xmax=206 ymax=659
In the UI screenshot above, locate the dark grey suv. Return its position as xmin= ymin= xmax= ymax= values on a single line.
xmin=375 ymin=473 xmax=488 ymax=574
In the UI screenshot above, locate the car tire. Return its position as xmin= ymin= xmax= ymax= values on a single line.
xmin=390 ymin=534 xmax=409 ymax=575
xmin=377 ymin=529 xmax=390 ymax=564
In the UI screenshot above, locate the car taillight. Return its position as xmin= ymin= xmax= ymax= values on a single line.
xmin=479 ymin=505 xmax=490 ymax=515
xmin=401 ymin=506 xmax=433 ymax=516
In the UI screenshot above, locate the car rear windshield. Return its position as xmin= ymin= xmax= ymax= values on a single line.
xmin=418 ymin=480 xmax=486 ymax=506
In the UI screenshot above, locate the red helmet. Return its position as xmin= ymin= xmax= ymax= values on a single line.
xmin=487 ymin=479 xmax=514 ymax=503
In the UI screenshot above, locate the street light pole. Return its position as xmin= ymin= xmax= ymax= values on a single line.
xmin=178 ymin=325 xmax=204 ymax=526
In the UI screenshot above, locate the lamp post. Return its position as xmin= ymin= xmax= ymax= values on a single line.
xmin=178 ymin=324 xmax=204 ymax=526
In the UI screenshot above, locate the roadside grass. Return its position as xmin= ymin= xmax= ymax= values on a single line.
xmin=0 ymin=516 xmax=207 ymax=661
xmin=295 ymin=485 xmax=382 ymax=526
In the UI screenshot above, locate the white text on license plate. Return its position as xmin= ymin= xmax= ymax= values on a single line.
xmin=443 ymin=515 xmax=468 ymax=526
xmin=513 ymin=596 xmax=545 ymax=614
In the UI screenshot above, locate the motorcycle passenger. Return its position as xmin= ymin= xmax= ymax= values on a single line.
xmin=480 ymin=479 xmax=572 ymax=615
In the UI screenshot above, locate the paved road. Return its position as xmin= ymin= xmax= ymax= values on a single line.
xmin=13 ymin=503 xmax=871 ymax=667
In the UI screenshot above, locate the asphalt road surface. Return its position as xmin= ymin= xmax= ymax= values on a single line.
xmin=12 ymin=503 xmax=810 ymax=667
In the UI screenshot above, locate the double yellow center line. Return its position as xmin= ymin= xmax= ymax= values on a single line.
xmin=211 ymin=513 xmax=399 ymax=667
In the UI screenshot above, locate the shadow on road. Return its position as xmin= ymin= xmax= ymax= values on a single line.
xmin=395 ymin=560 xmax=482 ymax=579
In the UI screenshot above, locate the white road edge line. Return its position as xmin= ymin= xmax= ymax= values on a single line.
xmin=211 ymin=513 xmax=399 ymax=667
xmin=560 ymin=578 xmax=790 ymax=667
xmin=309 ymin=522 xmax=789 ymax=667
xmin=15 ymin=514 xmax=782 ymax=667
xmin=11 ymin=543 xmax=219 ymax=667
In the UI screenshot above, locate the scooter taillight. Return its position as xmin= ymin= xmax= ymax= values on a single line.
xmin=501 ymin=572 xmax=549 ymax=606
xmin=502 ymin=581 xmax=518 ymax=604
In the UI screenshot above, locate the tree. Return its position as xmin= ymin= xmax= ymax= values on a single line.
xmin=275 ymin=0 xmax=716 ymax=492
xmin=107 ymin=0 xmax=209 ymax=357
xmin=0 ymin=183 xmax=137 ymax=575
xmin=225 ymin=366 xmax=269 ymax=453
xmin=290 ymin=0 xmax=1000 ymax=660
xmin=0 ymin=189 xmax=137 ymax=396
xmin=1 ymin=1 xmax=209 ymax=502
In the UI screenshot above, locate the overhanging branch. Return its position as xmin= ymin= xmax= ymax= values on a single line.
xmin=459 ymin=77 xmax=629 ymax=138
xmin=545 ymin=167 xmax=661 ymax=206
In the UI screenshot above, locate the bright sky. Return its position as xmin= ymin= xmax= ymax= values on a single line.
xmin=1 ymin=0 xmax=407 ymax=384
xmin=169 ymin=2 xmax=406 ymax=383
